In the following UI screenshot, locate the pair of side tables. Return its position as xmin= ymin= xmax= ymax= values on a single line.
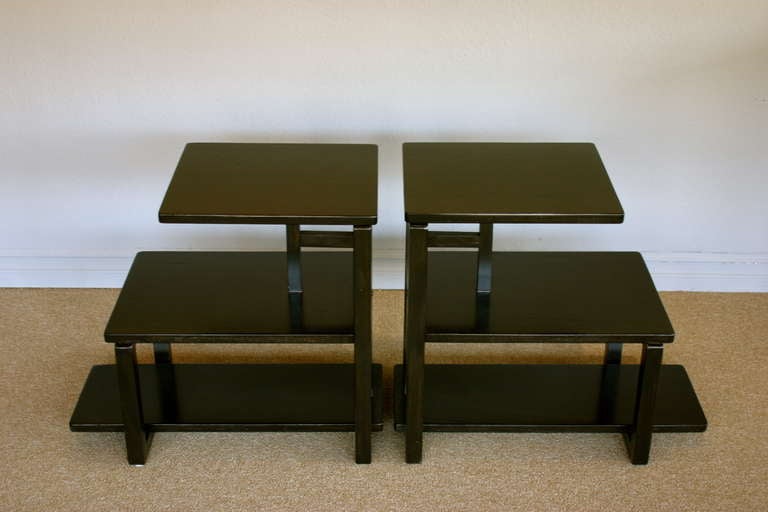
xmin=70 ymin=142 xmax=707 ymax=466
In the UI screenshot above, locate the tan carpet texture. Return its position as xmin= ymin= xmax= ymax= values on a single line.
xmin=0 ymin=289 xmax=766 ymax=511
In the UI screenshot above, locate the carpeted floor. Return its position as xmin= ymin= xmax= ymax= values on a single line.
xmin=0 ymin=289 xmax=766 ymax=511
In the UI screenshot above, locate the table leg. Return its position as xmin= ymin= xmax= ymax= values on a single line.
xmin=402 ymin=225 xmax=410 ymax=368
xmin=600 ymin=343 xmax=623 ymax=422
xmin=476 ymin=223 xmax=493 ymax=294
xmin=597 ymin=354 xmax=621 ymax=423
xmin=603 ymin=343 xmax=622 ymax=365
xmin=405 ymin=223 xmax=428 ymax=463
xmin=153 ymin=343 xmax=172 ymax=365
xmin=114 ymin=343 xmax=152 ymax=465
xmin=475 ymin=223 xmax=493 ymax=330
xmin=624 ymin=343 xmax=663 ymax=464
xmin=151 ymin=342 xmax=179 ymax=423
xmin=286 ymin=224 xmax=304 ymax=330
xmin=353 ymin=226 xmax=373 ymax=463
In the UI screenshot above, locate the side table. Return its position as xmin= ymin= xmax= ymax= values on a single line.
xmin=70 ymin=143 xmax=382 ymax=464
xmin=395 ymin=142 xmax=707 ymax=464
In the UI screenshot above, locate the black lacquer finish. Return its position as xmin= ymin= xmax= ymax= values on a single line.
xmin=71 ymin=142 xmax=379 ymax=465
xmin=114 ymin=344 xmax=152 ymax=465
xmin=424 ymin=251 xmax=674 ymax=343
xmin=404 ymin=143 xmax=623 ymax=224
xmin=404 ymin=223 xmax=428 ymax=463
xmin=72 ymin=364 xmax=384 ymax=432
xmin=352 ymin=226 xmax=374 ymax=463
xmin=105 ymin=251 xmax=356 ymax=343
xmin=399 ymin=142 xmax=705 ymax=465
xmin=393 ymin=364 xmax=706 ymax=432
xmin=159 ymin=143 xmax=377 ymax=225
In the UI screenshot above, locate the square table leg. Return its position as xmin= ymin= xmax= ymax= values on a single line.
xmin=153 ymin=343 xmax=173 ymax=365
xmin=114 ymin=343 xmax=153 ymax=465
xmin=286 ymin=224 xmax=304 ymax=330
xmin=475 ymin=223 xmax=493 ymax=330
xmin=405 ymin=223 xmax=428 ymax=463
xmin=624 ymin=343 xmax=663 ymax=464
xmin=603 ymin=343 xmax=622 ymax=365
xmin=353 ymin=225 xmax=373 ymax=464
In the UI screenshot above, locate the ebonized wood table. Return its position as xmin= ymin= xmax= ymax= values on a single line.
xmin=70 ymin=143 xmax=382 ymax=464
xmin=396 ymin=142 xmax=707 ymax=464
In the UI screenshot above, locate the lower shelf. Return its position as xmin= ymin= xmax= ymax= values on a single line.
xmin=394 ymin=364 xmax=706 ymax=432
xmin=71 ymin=363 xmax=383 ymax=432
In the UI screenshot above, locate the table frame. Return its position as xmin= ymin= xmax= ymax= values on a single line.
xmin=112 ymin=224 xmax=374 ymax=465
xmin=403 ymin=222 xmax=668 ymax=464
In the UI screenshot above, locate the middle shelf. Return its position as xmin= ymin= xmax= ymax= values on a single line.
xmin=105 ymin=251 xmax=356 ymax=343
xmin=424 ymin=251 xmax=674 ymax=343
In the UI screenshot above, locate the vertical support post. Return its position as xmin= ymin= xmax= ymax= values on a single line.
xmin=153 ymin=343 xmax=173 ymax=365
xmin=624 ymin=343 xmax=663 ymax=464
xmin=153 ymin=343 xmax=178 ymax=423
xmin=475 ymin=223 xmax=493 ymax=330
xmin=405 ymin=223 xmax=428 ymax=463
xmin=402 ymin=225 xmax=411 ymax=367
xmin=603 ymin=343 xmax=622 ymax=365
xmin=353 ymin=225 xmax=373 ymax=464
xmin=601 ymin=342 xmax=623 ymax=421
xmin=286 ymin=224 xmax=303 ymax=330
xmin=114 ymin=343 xmax=152 ymax=465
xmin=476 ymin=223 xmax=493 ymax=294
xmin=156 ymin=360 xmax=179 ymax=424
xmin=597 ymin=356 xmax=621 ymax=424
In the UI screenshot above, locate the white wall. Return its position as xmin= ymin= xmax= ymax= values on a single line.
xmin=2 ymin=1 xmax=767 ymax=290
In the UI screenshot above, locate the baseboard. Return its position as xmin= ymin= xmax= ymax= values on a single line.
xmin=0 ymin=251 xmax=766 ymax=292
xmin=642 ymin=252 xmax=768 ymax=292
xmin=0 ymin=255 xmax=134 ymax=288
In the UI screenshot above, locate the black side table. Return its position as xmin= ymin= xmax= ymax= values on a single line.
xmin=70 ymin=143 xmax=382 ymax=464
xmin=395 ymin=142 xmax=706 ymax=464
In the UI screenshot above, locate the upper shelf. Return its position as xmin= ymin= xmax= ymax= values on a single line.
xmin=404 ymin=142 xmax=624 ymax=224
xmin=159 ymin=143 xmax=378 ymax=225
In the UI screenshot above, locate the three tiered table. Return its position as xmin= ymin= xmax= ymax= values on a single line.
xmin=395 ymin=142 xmax=706 ymax=464
xmin=70 ymin=143 xmax=382 ymax=464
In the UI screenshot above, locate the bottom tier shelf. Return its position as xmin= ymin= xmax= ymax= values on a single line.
xmin=394 ymin=364 xmax=706 ymax=432
xmin=71 ymin=363 xmax=383 ymax=432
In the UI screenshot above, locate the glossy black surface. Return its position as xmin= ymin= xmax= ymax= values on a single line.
xmin=160 ymin=143 xmax=378 ymax=225
xmin=403 ymin=143 xmax=623 ymax=223
xmin=114 ymin=344 xmax=151 ymax=464
xmin=71 ymin=364 xmax=384 ymax=431
xmin=105 ymin=251 xmax=355 ymax=343
xmin=352 ymin=225 xmax=374 ymax=463
xmin=393 ymin=364 xmax=706 ymax=432
xmin=425 ymin=252 xmax=674 ymax=343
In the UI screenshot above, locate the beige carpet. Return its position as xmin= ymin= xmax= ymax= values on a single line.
xmin=0 ymin=289 xmax=766 ymax=511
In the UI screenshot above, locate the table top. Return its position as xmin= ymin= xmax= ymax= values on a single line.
xmin=403 ymin=143 xmax=624 ymax=224
xmin=159 ymin=143 xmax=378 ymax=225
